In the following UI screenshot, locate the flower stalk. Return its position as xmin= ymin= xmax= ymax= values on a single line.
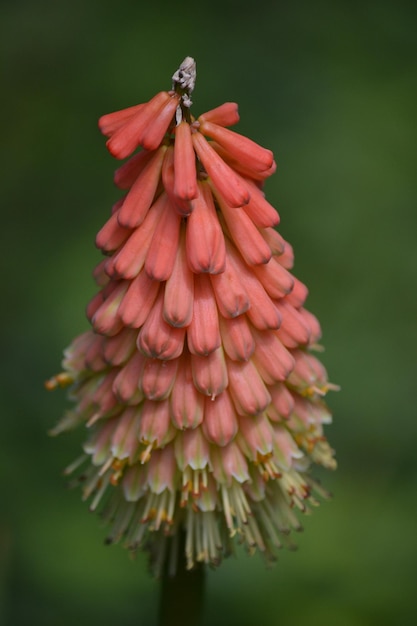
xmin=158 ymin=530 xmax=205 ymax=626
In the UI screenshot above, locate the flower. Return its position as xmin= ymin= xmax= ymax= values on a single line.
xmin=47 ymin=57 xmax=338 ymax=575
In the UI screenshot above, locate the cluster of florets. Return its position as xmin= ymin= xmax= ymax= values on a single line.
xmin=48 ymin=59 xmax=337 ymax=575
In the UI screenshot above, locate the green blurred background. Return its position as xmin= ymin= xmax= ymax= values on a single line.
xmin=1 ymin=0 xmax=416 ymax=624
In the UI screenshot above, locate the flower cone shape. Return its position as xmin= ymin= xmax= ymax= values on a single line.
xmin=48 ymin=57 xmax=338 ymax=575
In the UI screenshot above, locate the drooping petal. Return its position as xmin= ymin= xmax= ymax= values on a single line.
xmin=107 ymin=195 xmax=165 ymax=279
xmin=175 ymin=428 xmax=210 ymax=471
xmin=218 ymin=314 xmax=255 ymax=362
xmin=118 ymin=270 xmax=160 ymax=328
xmin=285 ymin=277 xmax=309 ymax=308
xmin=89 ymin=370 xmax=120 ymax=421
xmin=102 ymin=327 xmax=137 ymax=366
xmin=145 ymin=194 xmax=181 ymax=281
xmin=174 ymin=121 xmax=198 ymax=201
xmin=95 ymin=201 xmax=131 ymax=252
xmin=227 ymin=357 xmax=271 ymax=416
xmin=202 ymin=390 xmax=238 ymax=446
xmin=198 ymin=102 xmax=239 ymax=127
xmin=216 ymin=197 xmax=272 ymax=266
xmin=276 ymin=241 xmax=294 ymax=270
xmin=138 ymin=290 xmax=186 ymax=360
xmin=163 ymin=226 xmax=194 ymax=328
xmin=192 ymin=131 xmax=250 ymax=208
xmin=84 ymin=333 xmax=107 ymax=372
xmin=211 ymin=441 xmax=250 ymax=486
xmin=212 ymin=142 xmax=277 ymax=181
xmin=98 ymin=103 xmax=144 ymax=137
xmin=191 ymin=346 xmax=228 ymax=399
xmin=141 ymin=357 xmax=178 ymax=401
xmin=299 ymin=308 xmax=322 ymax=346
xmin=287 ymin=350 xmax=328 ymax=393
xmin=112 ymin=352 xmax=146 ymax=404
xmin=272 ymin=425 xmax=304 ymax=471
xmin=241 ymin=178 xmax=280 ymax=228
xmin=140 ymin=94 xmax=180 ymax=151
xmin=199 ymin=120 xmax=274 ymax=173
xmin=62 ymin=331 xmax=95 ymax=372
xmin=111 ymin=406 xmax=141 ymax=462
xmin=117 ymin=146 xmax=167 ymax=228
xmin=113 ymin=150 xmax=154 ymax=189
xmin=145 ymin=446 xmax=177 ymax=493
xmin=84 ymin=418 xmax=117 ymax=466
xmin=86 ymin=291 xmax=105 ymax=324
xmin=226 ymin=247 xmax=281 ymax=330
xmin=91 ymin=281 xmax=128 ymax=336
xmin=122 ymin=463 xmax=146 ymax=501
xmin=138 ymin=399 xmax=175 ymax=449
xmin=209 ymin=242 xmax=250 ymax=318
xmin=259 ymin=227 xmax=286 ymax=256
xmin=251 ymin=327 xmax=295 ymax=384
xmin=275 ymin=300 xmax=311 ymax=348
xmin=185 ymin=181 xmax=226 ymax=274
xmin=170 ymin=352 xmax=204 ymax=430
xmin=92 ymin=258 xmax=110 ymax=287
xmin=106 ymin=91 xmax=174 ymax=159
xmin=162 ymin=145 xmax=193 ymax=216
xmin=237 ymin=413 xmax=274 ymax=460
xmin=253 ymin=258 xmax=294 ymax=299
xmin=289 ymin=393 xmax=332 ymax=431
xmin=187 ymin=273 xmax=221 ymax=356
xmin=266 ymin=383 xmax=295 ymax=422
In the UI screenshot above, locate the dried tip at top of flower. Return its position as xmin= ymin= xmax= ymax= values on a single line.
xmin=172 ymin=56 xmax=196 ymax=108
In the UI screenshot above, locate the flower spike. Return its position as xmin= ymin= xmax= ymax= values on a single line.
xmin=48 ymin=57 xmax=337 ymax=576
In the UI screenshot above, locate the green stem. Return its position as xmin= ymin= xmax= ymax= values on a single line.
xmin=158 ymin=531 xmax=206 ymax=626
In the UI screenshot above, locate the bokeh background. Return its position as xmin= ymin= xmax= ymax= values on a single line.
xmin=1 ymin=0 xmax=416 ymax=624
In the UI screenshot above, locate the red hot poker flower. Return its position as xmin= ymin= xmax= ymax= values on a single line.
xmin=47 ymin=57 xmax=338 ymax=575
